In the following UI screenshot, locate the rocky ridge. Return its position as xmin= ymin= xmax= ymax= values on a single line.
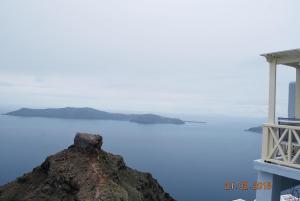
xmin=0 ymin=133 xmax=175 ymax=201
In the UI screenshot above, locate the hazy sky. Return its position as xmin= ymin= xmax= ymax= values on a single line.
xmin=0 ymin=0 xmax=300 ymax=117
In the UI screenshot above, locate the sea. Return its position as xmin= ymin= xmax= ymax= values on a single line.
xmin=0 ymin=114 xmax=264 ymax=201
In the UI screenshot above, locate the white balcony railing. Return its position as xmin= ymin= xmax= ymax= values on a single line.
xmin=262 ymin=123 xmax=300 ymax=169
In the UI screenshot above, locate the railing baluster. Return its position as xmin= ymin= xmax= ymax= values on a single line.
xmin=288 ymin=129 xmax=292 ymax=162
xmin=291 ymin=129 xmax=300 ymax=163
xmin=267 ymin=128 xmax=288 ymax=159
xmin=292 ymin=129 xmax=300 ymax=144
xmin=262 ymin=126 xmax=269 ymax=160
xmin=269 ymin=126 xmax=287 ymax=162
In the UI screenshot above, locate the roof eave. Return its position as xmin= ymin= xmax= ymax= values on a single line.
xmin=260 ymin=48 xmax=300 ymax=67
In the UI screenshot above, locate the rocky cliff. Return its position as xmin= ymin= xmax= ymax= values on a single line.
xmin=0 ymin=133 xmax=175 ymax=201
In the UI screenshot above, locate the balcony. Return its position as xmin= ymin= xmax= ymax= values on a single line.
xmin=262 ymin=118 xmax=300 ymax=168
xmin=260 ymin=49 xmax=300 ymax=169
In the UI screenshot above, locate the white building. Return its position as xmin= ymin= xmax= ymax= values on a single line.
xmin=254 ymin=48 xmax=300 ymax=201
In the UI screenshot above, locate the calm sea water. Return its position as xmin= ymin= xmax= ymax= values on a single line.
xmin=0 ymin=114 xmax=263 ymax=201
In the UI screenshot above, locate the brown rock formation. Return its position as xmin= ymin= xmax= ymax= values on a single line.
xmin=0 ymin=133 xmax=175 ymax=201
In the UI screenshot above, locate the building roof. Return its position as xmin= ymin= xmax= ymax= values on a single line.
xmin=261 ymin=48 xmax=300 ymax=67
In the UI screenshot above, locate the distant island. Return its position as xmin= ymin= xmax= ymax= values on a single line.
xmin=245 ymin=126 xmax=262 ymax=134
xmin=5 ymin=107 xmax=186 ymax=125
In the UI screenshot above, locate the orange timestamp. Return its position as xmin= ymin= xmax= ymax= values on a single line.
xmin=225 ymin=181 xmax=272 ymax=191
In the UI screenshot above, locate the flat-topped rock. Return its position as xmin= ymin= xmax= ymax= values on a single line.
xmin=74 ymin=132 xmax=102 ymax=152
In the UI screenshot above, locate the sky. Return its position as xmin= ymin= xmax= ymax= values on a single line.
xmin=0 ymin=0 xmax=300 ymax=117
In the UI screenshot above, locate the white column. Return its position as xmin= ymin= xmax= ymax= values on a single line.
xmin=295 ymin=68 xmax=300 ymax=118
xmin=268 ymin=61 xmax=277 ymax=123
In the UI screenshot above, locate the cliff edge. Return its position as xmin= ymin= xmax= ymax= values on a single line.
xmin=0 ymin=133 xmax=175 ymax=201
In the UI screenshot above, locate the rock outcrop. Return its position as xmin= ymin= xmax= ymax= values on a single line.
xmin=74 ymin=132 xmax=103 ymax=153
xmin=0 ymin=133 xmax=175 ymax=201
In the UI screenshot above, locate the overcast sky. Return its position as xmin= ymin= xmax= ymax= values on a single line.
xmin=0 ymin=0 xmax=299 ymax=117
